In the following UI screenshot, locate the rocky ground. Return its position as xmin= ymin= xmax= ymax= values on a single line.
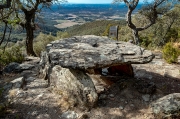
xmin=0 ymin=52 xmax=180 ymax=119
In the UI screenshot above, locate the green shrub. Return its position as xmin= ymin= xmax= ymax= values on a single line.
xmin=34 ymin=33 xmax=56 ymax=57
xmin=162 ymin=42 xmax=180 ymax=63
xmin=0 ymin=46 xmax=25 ymax=66
xmin=56 ymin=31 xmax=69 ymax=39
xmin=139 ymin=36 xmax=152 ymax=48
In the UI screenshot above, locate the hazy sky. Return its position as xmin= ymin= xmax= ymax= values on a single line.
xmin=67 ymin=0 xmax=145 ymax=4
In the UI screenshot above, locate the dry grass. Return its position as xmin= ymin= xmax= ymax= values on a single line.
xmin=173 ymin=42 xmax=180 ymax=49
xmin=54 ymin=21 xmax=80 ymax=29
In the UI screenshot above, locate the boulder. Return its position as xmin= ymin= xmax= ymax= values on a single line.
xmin=39 ymin=35 xmax=155 ymax=110
xmin=46 ymin=35 xmax=154 ymax=70
xmin=3 ymin=62 xmax=34 ymax=73
xmin=151 ymin=93 xmax=180 ymax=118
xmin=10 ymin=77 xmax=25 ymax=89
xmin=3 ymin=62 xmax=20 ymax=73
xmin=50 ymin=65 xmax=98 ymax=110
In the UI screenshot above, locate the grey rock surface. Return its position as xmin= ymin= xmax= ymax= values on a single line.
xmin=25 ymin=77 xmax=35 ymax=83
xmin=3 ymin=62 xmax=20 ymax=73
xmin=151 ymin=93 xmax=180 ymax=118
xmin=50 ymin=65 xmax=98 ymax=110
xmin=3 ymin=62 xmax=35 ymax=73
xmin=11 ymin=77 xmax=24 ymax=89
xmin=17 ymin=64 xmax=35 ymax=71
xmin=142 ymin=94 xmax=150 ymax=102
xmin=46 ymin=35 xmax=154 ymax=69
xmin=61 ymin=111 xmax=78 ymax=119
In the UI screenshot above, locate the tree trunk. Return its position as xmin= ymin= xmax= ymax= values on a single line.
xmin=25 ymin=24 xmax=36 ymax=56
xmin=24 ymin=11 xmax=36 ymax=56
xmin=132 ymin=29 xmax=140 ymax=45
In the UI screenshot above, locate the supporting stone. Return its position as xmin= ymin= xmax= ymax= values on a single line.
xmin=50 ymin=65 xmax=98 ymax=110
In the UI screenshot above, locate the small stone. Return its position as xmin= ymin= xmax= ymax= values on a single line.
xmin=120 ymin=99 xmax=125 ymax=102
xmin=102 ymin=68 xmax=108 ymax=76
xmin=25 ymin=77 xmax=35 ymax=83
xmin=61 ymin=111 xmax=78 ymax=119
xmin=119 ymin=106 xmax=124 ymax=110
xmin=130 ymin=104 xmax=134 ymax=107
xmin=36 ymin=93 xmax=44 ymax=99
xmin=16 ymin=90 xmax=26 ymax=98
xmin=11 ymin=77 xmax=24 ymax=88
xmin=32 ymin=111 xmax=38 ymax=116
xmin=99 ymin=94 xmax=107 ymax=99
xmin=142 ymin=94 xmax=150 ymax=102
xmin=95 ymin=86 xmax=105 ymax=93
xmin=109 ymin=94 xmax=115 ymax=98
xmin=152 ymin=95 xmax=157 ymax=99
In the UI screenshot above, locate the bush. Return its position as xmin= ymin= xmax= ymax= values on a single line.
xmin=56 ymin=31 xmax=69 ymax=39
xmin=139 ymin=36 xmax=151 ymax=48
xmin=162 ymin=42 xmax=180 ymax=63
xmin=34 ymin=33 xmax=56 ymax=57
xmin=0 ymin=46 xmax=25 ymax=66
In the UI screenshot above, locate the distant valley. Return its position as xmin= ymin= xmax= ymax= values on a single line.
xmin=0 ymin=4 xmax=142 ymax=42
xmin=41 ymin=4 xmax=142 ymax=30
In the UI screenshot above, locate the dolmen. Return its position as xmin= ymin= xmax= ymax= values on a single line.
xmin=39 ymin=35 xmax=154 ymax=110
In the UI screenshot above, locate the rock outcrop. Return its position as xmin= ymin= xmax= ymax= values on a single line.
xmin=39 ymin=35 xmax=155 ymax=110
xmin=46 ymin=35 xmax=154 ymax=69
xmin=3 ymin=62 xmax=35 ymax=74
xmin=151 ymin=93 xmax=180 ymax=118
xmin=50 ymin=65 xmax=98 ymax=110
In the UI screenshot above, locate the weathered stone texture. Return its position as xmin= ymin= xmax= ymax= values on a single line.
xmin=50 ymin=65 xmax=98 ymax=110
xmin=151 ymin=93 xmax=180 ymax=118
xmin=46 ymin=35 xmax=154 ymax=70
xmin=39 ymin=35 xmax=155 ymax=110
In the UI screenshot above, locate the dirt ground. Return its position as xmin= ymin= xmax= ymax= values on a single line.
xmin=0 ymin=53 xmax=180 ymax=119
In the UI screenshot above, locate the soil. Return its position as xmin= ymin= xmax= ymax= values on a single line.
xmin=0 ymin=52 xmax=180 ymax=119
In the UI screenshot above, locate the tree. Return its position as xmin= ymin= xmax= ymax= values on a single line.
xmin=113 ymin=0 xmax=177 ymax=45
xmin=1 ymin=0 xmax=67 ymax=56
xmin=0 ymin=2 xmax=15 ymax=46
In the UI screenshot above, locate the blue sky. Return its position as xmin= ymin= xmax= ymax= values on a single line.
xmin=67 ymin=0 xmax=145 ymax=4
xmin=68 ymin=0 xmax=114 ymax=4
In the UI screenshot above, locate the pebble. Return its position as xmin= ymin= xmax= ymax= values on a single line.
xmin=109 ymin=94 xmax=115 ymax=98
xmin=120 ymin=99 xmax=125 ymax=102
xmin=99 ymin=94 xmax=107 ymax=99
xmin=16 ymin=90 xmax=25 ymax=98
xmin=119 ymin=106 xmax=124 ymax=110
xmin=130 ymin=104 xmax=135 ymax=107
xmin=142 ymin=94 xmax=150 ymax=102
xmin=32 ymin=111 xmax=38 ymax=116
xmin=25 ymin=77 xmax=35 ymax=83
xmin=61 ymin=111 xmax=78 ymax=119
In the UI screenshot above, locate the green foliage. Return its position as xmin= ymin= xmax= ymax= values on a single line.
xmin=7 ymin=18 xmax=21 ymax=26
xmin=102 ymin=24 xmax=112 ymax=36
xmin=139 ymin=36 xmax=152 ymax=48
xmin=66 ymin=20 xmax=126 ymax=37
xmin=162 ymin=42 xmax=180 ymax=63
xmin=56 ymin=31 xmax=69 ymax=39
xmin=0 ymin=46 xmax=24 ymax=66
xmin=165 ymin=28 xmax=178 ymax=42
xmin=34 ymin=33 xmax=56 ymax=57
